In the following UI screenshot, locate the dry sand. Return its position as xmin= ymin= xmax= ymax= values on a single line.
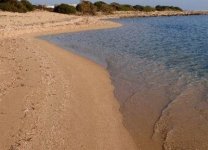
xmin=0 ymin=11 xmax=137 ymax=150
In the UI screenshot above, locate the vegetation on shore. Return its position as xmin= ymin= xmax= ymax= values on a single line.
xmin=76 ymin=1 xmax=97 ymax=15
xmin=54 ymin=4 xmax=76 ymax=14
xmin=0 ymin=0 xmax=183 ymax=14
xmin=155 ymin=5 xmax=182 ymax=11
xmin=66 ymin=1 xmax=183 ymax=15
xmin=0 ymin=0 xmax=33 ymax=13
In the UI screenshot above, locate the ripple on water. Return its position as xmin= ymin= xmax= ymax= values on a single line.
xmin=42 ymin=15 xmax=208 ymax=150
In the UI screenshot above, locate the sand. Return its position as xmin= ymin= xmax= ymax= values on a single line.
xmin=1 ymin=10 xmax=208 ymax=150
xmin=0 ymin=11 xmax=137 ymax=150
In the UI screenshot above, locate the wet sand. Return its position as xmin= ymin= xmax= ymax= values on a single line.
xmin=118 ymin=72 xmax=208 ymax=150
xmin=42 ymin=15 xmax=208 ymax=150
xmin=0 ymin=11 xmax=137 ymax=149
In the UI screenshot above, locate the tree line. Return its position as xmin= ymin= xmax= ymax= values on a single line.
xmin=0 ymin=0 xmax=34 ymax=13
xmin=54 ymin=1 xmax=183 ymax=15
xmin=0 ymin=0 xmax=183 ymax=14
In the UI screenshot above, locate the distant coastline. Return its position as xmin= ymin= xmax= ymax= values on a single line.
xmin=98 ymin=10 xmax=208 ymax=19
xmin=1 ymin=0 xmax=208 ymax=18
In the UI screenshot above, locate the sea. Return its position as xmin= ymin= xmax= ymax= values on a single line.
xmin=41 ymin=15 xmax=208 ymax=149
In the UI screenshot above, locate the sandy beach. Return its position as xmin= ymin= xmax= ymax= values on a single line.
xmin=1 ymin=10 xmax=208 ymax=150
xmin=0 ymin=11 xmax=138 ymax=149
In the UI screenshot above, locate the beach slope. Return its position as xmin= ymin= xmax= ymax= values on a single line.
xmin=0 ymin=11 xmax=137 ymax=149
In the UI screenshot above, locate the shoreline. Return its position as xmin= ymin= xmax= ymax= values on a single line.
xmin=36 ymin=13 xmax=208 ymax=150
xmin=98 ymin=10 xmax=208 ymax=19
xmin=0 ymin=11 xmax=138 ymax=149
xmin=1 ymin=10 xmax=208 ymax=149
xmin=1 ymin=10 xmax=208 ymax=38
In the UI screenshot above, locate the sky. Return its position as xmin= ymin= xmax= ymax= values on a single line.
xmin=31 ymin=0 xmax=208 ymax=10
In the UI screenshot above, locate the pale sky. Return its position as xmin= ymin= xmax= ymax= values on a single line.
xmin=31 ymin=0 xmax=208 ymax=10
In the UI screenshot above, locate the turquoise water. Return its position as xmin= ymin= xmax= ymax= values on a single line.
xmin=43 ymin=15 xmax=208 ymax=102
xmin=42 ymin=15 xmax=208 ymax=149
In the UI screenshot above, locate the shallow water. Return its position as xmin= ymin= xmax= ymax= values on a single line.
xmin=42 ymin=16 xmax=208 ymax=150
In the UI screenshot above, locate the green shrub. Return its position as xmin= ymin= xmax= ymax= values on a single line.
xmin=119 ymin=4 xmax=135 ymax=11
xmin=0 ymin=0 xmax=34 ymax=13
xmin=156 ymin=5 xmax=182 ymax=11
xmin=76 ymin=1 xmax=97 ymax=15
xmin=94 ymin=1 xmax=106 ymax=10
xmin=110 ymin=3 xmax=134 ymax=11
xmin=54 ymin=4 xmax=76 ymax=14
xmin=94 ymin=1 xmax=114 ymax=14
xmin=21 ymin=0 xmax=34 ymax=11
xmin=133 ymin=5 xmax=144 ymax=11
xmin=143 ymin=6 xmax=155 ymax=12
xmin=99 ymin=4 xmax=114 ymax=14
xmin=110 ymin=2 xmax=120 ymax=11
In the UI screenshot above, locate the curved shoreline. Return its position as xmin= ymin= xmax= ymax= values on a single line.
xmin=34 ymin=35 xmax=138 ymax=149
xmin=37 ymin=14 xmax=208 ymax=150
xmin=2 ymin=10 xmax=208 ymax=149
xmin=0 ymin=11 xmax=138 ymax=149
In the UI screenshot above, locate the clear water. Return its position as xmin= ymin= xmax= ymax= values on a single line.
xmin=42 ymin=15 xmax=208 ymax=149
xmin=42 ymin=15 xmax=208 ymax=101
